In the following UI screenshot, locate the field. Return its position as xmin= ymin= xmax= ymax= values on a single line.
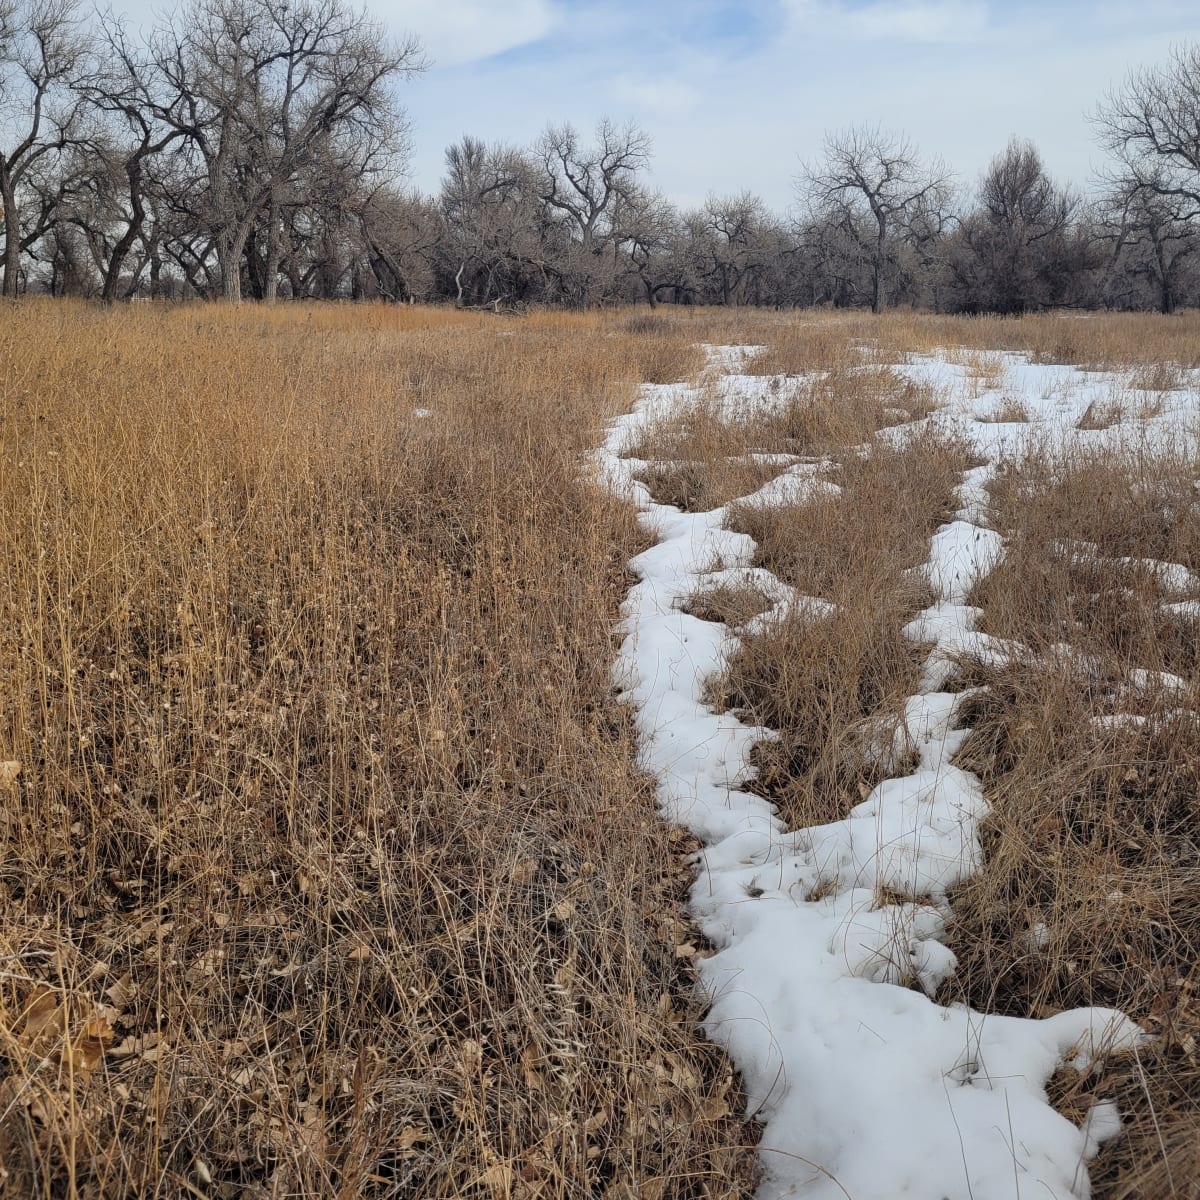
xmin=1 ymin=302 xmax=1199 ymax=1199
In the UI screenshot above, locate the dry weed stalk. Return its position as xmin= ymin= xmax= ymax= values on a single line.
xmin=0 ymin=301 xmax=754 ymax=1198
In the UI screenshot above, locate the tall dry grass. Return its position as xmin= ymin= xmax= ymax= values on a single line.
xmin=650 ymin=309 xmax=1200 ymax=1198
xmin=939 ymin=444 xmax=1200 ymax=1200
xmin=716 ymin=431 xmax=971 ymax=831
xmin=0 ymin=301 xmax=755 ymax=1198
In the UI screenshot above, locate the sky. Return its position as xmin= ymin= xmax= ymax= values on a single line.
xmin=114 ymin=0 xmax=1200 ymax=211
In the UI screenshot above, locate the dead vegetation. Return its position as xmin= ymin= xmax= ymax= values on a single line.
xmin=629 ymin=365 xmax=940 ymax=511
xmin=937 ymin=444 xmax=1200 ymax=1200
xmin=715 ymin=433 xmax=969 ymax=830
xmin=0 ymin=301 xmax=754 ymax=1199
xmin=659 ymin=310 xmax=1200 ymax=1199
xmin=5 ymin=299 xmax=1200 ymax=1200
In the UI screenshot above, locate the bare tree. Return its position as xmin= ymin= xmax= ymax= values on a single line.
xmin=1095 ymin=44 xmax=1200 ymax=212
xmin=691 ymin=191 xmax=770 ymax=306
xmin=537 ymin=118 xmax=650 ymax=306
xmin=77 ymin=13 xmax=194 ymax=301
xmin=1093 ymin=45 xmax=1200 ymax=313
xmin=357 ymin=184 xmax=438 ymax=302
xmin=0 ymin=0 xmax=90 ymax=296
xmin=133 ymin=0 xmax=420 ymax=302
xmin=801 ymin=124 xmax=951 ymax=313
xmin=946 ymin=138 xmax=1078 ymax=314
xmin=1099 ymin=170 xmax=1199 ymax=313
xmin=620 ymin=188 xmax=684 ymax=307
xmin=440 ymin=136 xmax=545 ymax=307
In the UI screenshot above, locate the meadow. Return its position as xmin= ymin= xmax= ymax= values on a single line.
xmin=2 ymin=301 xmax=1198 ymax=1199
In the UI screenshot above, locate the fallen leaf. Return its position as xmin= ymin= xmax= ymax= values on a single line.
xmin=474 ymin=1162 xmax=514 ymax=1199
xmin=105 ymin=973 xmax=136 ymax=1010
xmin=18 ymin=985 xmax=66 ymax=1048
xmin=0 ymin=760 xmax=21 ymax=788
xmin=397 ymin=1125 xmax=430 ymax=1153
xmin=69 ymin=1014 xmax=114 ymax=1073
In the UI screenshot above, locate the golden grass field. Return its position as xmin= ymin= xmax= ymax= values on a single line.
xmin=2 ymin=301 xmax=1199 ymax=1199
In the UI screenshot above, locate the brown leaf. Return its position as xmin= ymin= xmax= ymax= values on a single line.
xmin=0 ymin=760 xmax=21 ymax=789
xmin=474 ymin=1163 xmax=514 ymax=1199
xmin=397 ymin=1125 xmax=430 ymax=1153
xmin=18 ymin=985 xmax=67 ymax=1048
xmin=105 ymin=973 xmax=136 ymax=1010
xmin=69 ymin=1014 xmax=114 ymax=1074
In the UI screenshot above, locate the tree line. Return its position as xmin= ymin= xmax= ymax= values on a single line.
xmin=2 ymin=0 xmax=1199 ymax=313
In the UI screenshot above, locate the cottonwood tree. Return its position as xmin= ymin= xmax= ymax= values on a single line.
xmin=1099 ymin=171 xmax=1199 ymax=313
xmin=76 ymin=14 xmax=196 ymax=300
xmin=355 ymin=184 xmax=438 ymax=301
xmin=1093 ymin=46 xmax=1200 ymax=312
xmin=621 ymin=188 xmax=685 ymax=306
xmin=801 ymin=125 xmax=951 ymax=313
xmin=537 ymin=118 xmax=650 ymax=306
xmin=131 ymin=0 xmax=420 ymax=302
xmin=691 ymin=191 xmax=771 ymax=306
xmin=439 ymin=136 xmax=547 ymax=307
xmin=0 ymin=0 xmax=90 ymax=296
xmin=1095 ymin=44 xmax=1200 ymax=214
xmin=946 ymin=139 xmax=1078 ymax=314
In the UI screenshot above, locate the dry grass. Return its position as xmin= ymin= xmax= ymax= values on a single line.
xmin=630 ymin=366 xmax=940 ymax=511
xmin=694 ymin=306 xmax=1200 ymax=375
xmin=0 ymin=301 xmax=753 ymax=1199
xmin=938 ymin=444 xmax=1200 ymax=1200
xmin=7 ymin=298 xmax=1199 ymax=1200
xmin=656 ymin=310 xmax=1200 ymax=1199
xmin=712 ymin=431 xmax=972 ymax=830
xmin=864 ymin=309 xmax=1200 ymax=371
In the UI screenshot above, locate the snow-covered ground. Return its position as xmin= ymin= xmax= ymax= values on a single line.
xmin=595 ymin=346 xmax=1200 ymax=1200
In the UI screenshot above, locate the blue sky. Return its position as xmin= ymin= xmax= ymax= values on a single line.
xmin=115 ymin=0 xmax=1200 ymax=210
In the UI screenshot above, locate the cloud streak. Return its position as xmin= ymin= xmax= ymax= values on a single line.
xmin=379 ymin=0 xmax=559 ymax=66
xmin=783 ymin=0 xmax=989 ymax=43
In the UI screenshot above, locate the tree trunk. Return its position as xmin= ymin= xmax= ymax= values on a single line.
xmin=217 ymin=224 xmax=250 ymax=303
xmin=264 ymin=194 xmax=280 ymax=304
xmin=1152 ymin=237 xmax=1174 ymax=315
xmin=102 ymin=158 xmax=147 ymax=303
xmin=1 ymin=165 xmax=20 ymax=299
xmin=869 ymin=208 xmax=888 ymax=314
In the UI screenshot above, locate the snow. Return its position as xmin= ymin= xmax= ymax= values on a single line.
xmin=593 ymin=345 xmax=1198 ymax=1200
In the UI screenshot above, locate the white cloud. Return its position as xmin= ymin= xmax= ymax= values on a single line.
xmin=610 ymin=76 xmax=702 ymax=119
xmin=784 ymin=0 xmax=989 ymax=43
xmin=849 ymin=0 xmax=988 ymax=41
xmin=379 ymin=0 xmax=559 ymax=66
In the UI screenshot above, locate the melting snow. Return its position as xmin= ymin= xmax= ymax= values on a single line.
xmin=592 ymin=344 xmax=1197 ymax=1199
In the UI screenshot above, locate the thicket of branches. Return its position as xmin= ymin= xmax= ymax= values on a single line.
xmin=2 ymin=0 xmax=1199 ymax=313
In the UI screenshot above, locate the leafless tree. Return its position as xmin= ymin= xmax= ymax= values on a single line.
xmin=131 ymin=0 xmax=420 ymax=302
xmin=690 ymin=191 xmax=770 ymax=306
xmin=75 ymin=13 xmax=195 ymax=300
xmin=1092 ymin=45 xmax=1200 ymax=312
xmin=1098 ymin=170 xmax=1199 ymax=313
xmin=440 ymin=136 xmax=546 ymax=307
xmin=946 ymin=138 xmax=1078 ymax=314
xmin=537 ymin=118 xmax=650 ymax=306
xmin=620 ymin=188 xmax=684 ymax=307
xmin=800 ymin=124 xmax=951 ymax=313
xmin=355 ymin=184 xmax=438 ymax=301
xmin=1095 ymin=44 xmax=1200 ymax=212
xmin=0 ymin=0 xmax=90 ymax=296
